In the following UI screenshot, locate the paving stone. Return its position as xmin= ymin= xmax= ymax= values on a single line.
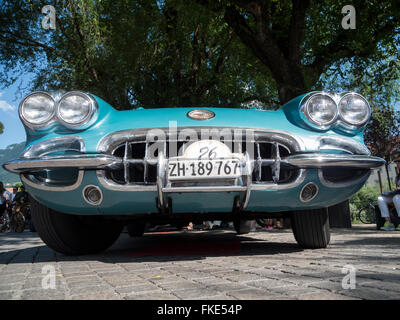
xmin=0 ymin=274 xmax=26 ymax=285
xmin=172 ymin=288 xmax=224 ymax=299
xmin=67 ymin=284 xmax=112 ymax=296
xmin=226 ymin=288 xmax=284 ymax=300
xmin=124 ymin=291 xmax=178 ymax=300
xmin=296 ymin=292 xmax=360 ymax=300
xmin=70 ymin=291 xmax=120 ymax=300
xmin=20 ymin=288 xmax=66 ymax=300
xmin=0 ymin=291 xmax=14 ymax=299
xmin=245 ymin=278 xmax=294 ymax=289
xmin=360 ymin=280 xmax=400 ymax=293
xmin=102 ymin=275 xmax=143 ymax=287
xmin=270 ymin=285 xmax=322 ymax=297
xmin=1 ymin=226 xmax=400 ymax=300
xmin=337 ymin=287 xmax=400 ymax=300
xmin=23 ymin=277 xmax=63 ymax=289
xmin=158 ymin=281 xmax=206 ymax=291
xmin=115 ymin=283 xmax=160 ymax=294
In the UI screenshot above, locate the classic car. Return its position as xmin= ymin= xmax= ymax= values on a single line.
xmin=3 ymin=90 xmax=385 ymax=254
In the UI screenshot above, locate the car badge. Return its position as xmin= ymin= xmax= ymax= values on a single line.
xmin=187 ymin=109 xmax=215 ymax=120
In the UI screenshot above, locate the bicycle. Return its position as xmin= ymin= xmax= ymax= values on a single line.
xmin=351 ymin=200 xmax=376 ymax=224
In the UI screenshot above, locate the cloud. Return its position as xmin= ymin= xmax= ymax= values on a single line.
xmin=0 ymin=92 xmax=16 ymax=112
xmin=0 ymin=100 xmax=15 ymax=112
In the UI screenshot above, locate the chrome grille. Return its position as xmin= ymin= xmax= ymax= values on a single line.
xmin=99 ymin=128 xmax=301 ymax=187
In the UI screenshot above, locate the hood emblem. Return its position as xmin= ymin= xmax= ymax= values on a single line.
xmin=187 ymin=109 xmax=215 ymax=120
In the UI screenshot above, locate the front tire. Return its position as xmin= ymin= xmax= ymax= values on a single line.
xmin=291 ymin=208 xmax=330 ymax=249
xmin=30 ymin=196 xmax=123 ymax=255
xmin=233 ymin=219 xmax=252 ymax=235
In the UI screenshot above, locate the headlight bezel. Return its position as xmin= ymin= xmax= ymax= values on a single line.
xmin=56 ymin=91 xmax=98 ymax=129
xmin=300 ymin=92 xmax=339 ymax=130
xmin=18 ymin=91 xmax=98 ymax=131
xmin=299 ymin=91 xmax=371 ymax=132
xmin=18 ymin=91 xmax=56 ymax=130
xmin=337 ymin=92 xmax=371 ymax=130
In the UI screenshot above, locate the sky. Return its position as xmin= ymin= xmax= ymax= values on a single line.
xmin=0 ymin=74 xmax=31 ymax=149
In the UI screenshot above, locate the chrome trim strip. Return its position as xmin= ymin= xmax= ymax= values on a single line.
xmin=22 ymin=136 xmax=85 ymax=158
xmin=162 ymin=186 xmax=248 ymax=193
xmin=317 ymin=136 xmax=370 ymax=155
xmin=282 ymin=154 xmax=385 ymax=169
xmin=95 ymin=169 xmax=307 ymax=192
xmin=241 ymin=152 xmax=252 ymax=210
xmin=21 ymin=170 xmax=84 ymax=191
xmin=250 ymin=169 xmax=306 ymax=191
xmin=4 ymin=154 xmax=121 ymax=173
xmin=157 ymin=152 xmax=167 ymax=209
xmin=318 ymin=169 xmax=371 ymax=188
xmin=97 ymin=127 xmax=305 ymax=153
xmin=96 ymin=170 xmax=157 ymax=191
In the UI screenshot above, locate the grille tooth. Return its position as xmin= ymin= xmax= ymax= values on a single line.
xmin=123 ymin=141 xmax=131 ymax=184
xmin=104 ymin=130 xmax=300 ymax=186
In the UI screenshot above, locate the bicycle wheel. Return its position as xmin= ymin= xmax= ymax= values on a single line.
xmin=358 ymin=205 xmax=376 ymax=224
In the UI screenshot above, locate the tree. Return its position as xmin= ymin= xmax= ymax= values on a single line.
xmin=0 ymin=122 xmax=3 ymax=134
xmin=364 ymin=105 xmax=400 ymax=190
xmin=197 ymin=0 xmax=400 ymax=104
xmin=0 ymin=0 xmax=277 ymax=109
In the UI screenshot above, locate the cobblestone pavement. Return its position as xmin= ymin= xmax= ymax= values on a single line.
xmin=0 ymin=225 xmax=399 ymax=300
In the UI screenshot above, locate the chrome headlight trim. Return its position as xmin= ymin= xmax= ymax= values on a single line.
xmin=338 ymin=92 xmax=371 ymax=129
xmin=56 ymin=91 xmax=98 ymax=129
xmin=18 ymin=91 xmax=56 ymax=130
xmin=300 ymin=92 xmax=338 ymax=130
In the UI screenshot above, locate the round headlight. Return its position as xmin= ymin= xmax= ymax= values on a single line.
xmin=57 ymin=92 xmax=96 ymax=127
xmin=338 ymin=93 xmax=370 ymax=126
xmin=304 ymin=93 xmax=338 ymax=128
xmin=19 ymin=92 xmax=55 ymax=127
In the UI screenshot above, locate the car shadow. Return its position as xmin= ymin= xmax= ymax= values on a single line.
xmin=0 ymin=230 xmax=304 ymax=265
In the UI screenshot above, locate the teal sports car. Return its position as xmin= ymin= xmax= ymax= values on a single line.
xmin=3 ymin=91 xmax=384 ymax=254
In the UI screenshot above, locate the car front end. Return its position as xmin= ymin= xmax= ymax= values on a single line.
xmin=2 ymin=90 xmax=385 ymax=253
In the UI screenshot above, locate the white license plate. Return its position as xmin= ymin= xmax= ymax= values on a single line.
xmin=168 ymin=159 xmax=242 ymax=180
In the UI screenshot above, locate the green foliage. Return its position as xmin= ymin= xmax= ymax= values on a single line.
xmin=349 ymin=182 xmax=392 ymax=223
xmin=0 ymin=0 xmax=277 ymax=109
xmin=364 ymin=105 xmax=400 ymax=160
xmin=0 ymin=142 xmax=25 ymax=185
xmin=0 ymin=0 xmax=399 ymax=110
xmin=0 ymin=122 xmax=3 ymax=134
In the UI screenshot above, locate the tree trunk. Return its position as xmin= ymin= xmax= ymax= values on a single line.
xmin=386 ymin=164 xmax=392 ymax=191
xmin=378 ymin=169 xmax=383 ymax=194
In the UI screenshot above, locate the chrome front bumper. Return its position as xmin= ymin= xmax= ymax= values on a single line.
xmin=3 ymin=152 xmax=385 ymax=174
xmin=4 ymin=152 xmax=385 ymax=211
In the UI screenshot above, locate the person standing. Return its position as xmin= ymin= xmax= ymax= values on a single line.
xmin=11 ymin=186 xmax=18 ymax=202
xmin=378 ymin=157 xmax=400 ymax=231
xmin=0 ymin=182 xmax=12 ymax=216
